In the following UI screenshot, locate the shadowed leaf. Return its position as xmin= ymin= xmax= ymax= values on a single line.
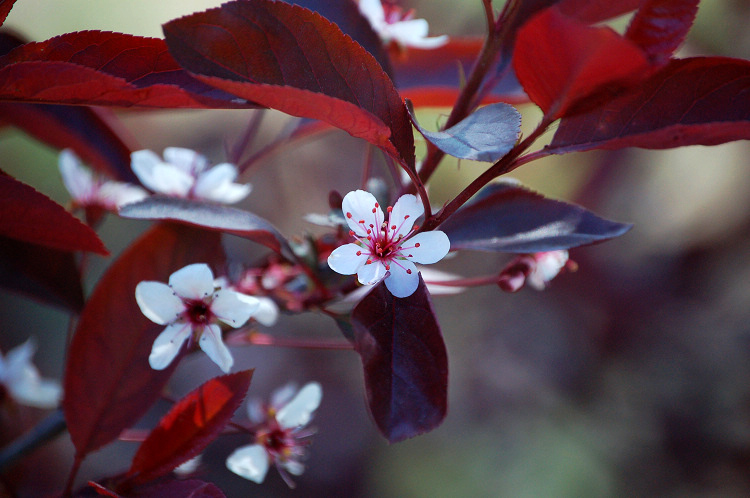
xmin=351 ymin=278 xmax=447 ymax=442
xmin=440 ymin=182 xmax=632 ymax=252
xmin=626 ymin=0 xmax=699 ymax=64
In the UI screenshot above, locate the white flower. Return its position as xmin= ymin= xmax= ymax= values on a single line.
xmin=226 ymin=382 xmax=322 ymax=488
xmin=358 ymin=0 xmax=448 ymax=49
xmin=327 ymin=190 xmax=450 ymax=298
xmin=526 ymin=250 xmax=570 ymax=290
xmin=0 ymin=339 xmax=62 ymax=409
xmin=59 ymin=149 xmax=148 ymax=211
xmin=131 ymin=147 xmax=251 ymax=204
xmin=497 ymin=250 xmax=573 ymax=292
xmin=135 ymin=263 xmax=260 ymax=373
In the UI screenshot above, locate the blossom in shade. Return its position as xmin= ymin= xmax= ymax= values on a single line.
xmin=327 ymin=190 xmax=450 ymax=298
xmin=497 ymin=250 xmax=575 ymax=292
xmin=226 ymin=382 xmax=322 ymax=488
xmin=59 ymin=149 xmax=148 ymax=211
xmin=358 ymin=0 xmax=448 ymax=49
xmin=0 ymin=339 xmax=62 ymax=409
xmin=131 ymin=147 xmax=251 ymax=204
xmin=135 ymin=264 xmax=260 ymax=373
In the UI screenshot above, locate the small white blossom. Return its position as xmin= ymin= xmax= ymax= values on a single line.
xmin=498 ymin=250 xmax=573 ymax=292
xmin=226 ymin=382 xmax=322 ymax=488
xmin=327 ymin=190 xmax=450 ymax=298
xmin=358 ymin=0 xmax=448 ymax=49
xmin=135 ymin=264 xmax=260 ymax=373
xmin=59 ymin=149 xmax=148 ymax=211
xmin=131 ymin=147 xmax=251 ymax=204
xmin=0 ymin=339 xmax=62 ymax=409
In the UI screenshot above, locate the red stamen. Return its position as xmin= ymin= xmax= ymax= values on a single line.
xmin=375 ymin=202 xmax=379 ymax=208
xmin=391 ymin=225 xmax=397 ymax=230
xmin=406 ymin=269 xmax=412 ymax=274
xmin=387 ymin=206 xmax=393 ymax=212
xmin=346 ymin=212 xmax=352 ymax=218
xmin=372 ymin=208 xmax=377 ymax=213
xmin=356 ymin=251 xmax=362 ymax=256
xmin=415 ymin=243 xmax=420 ymax=247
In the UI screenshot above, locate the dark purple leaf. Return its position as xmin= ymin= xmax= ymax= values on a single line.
xmin=64 ymin=224 xmax=225 ymax=458
xmin=351 ymin=278 xmax=447 ymax=442
xmin=439 ymin=182 xmax=632 ymax=253
xmin=407 ymin=100 xmax=521 ymax=162
xmin=0 ymin=31 xmax=253 ymax=108
xmin=0 ymin=0 xmax=16 ymax=27
xmin=557 ymin=0 xmax=643 ymax=23
xmin=0 ymin=172 xmax=108 ymax=254
xmin=119 ymin=197 xmax=291 ymax=258
xmin=548 ymin=57 xmax=750 ymax=153
xmin=0 ymin=236 xmax=84 ymax=311
xmin=625 ymin=0 xmax=699 ymax=64
xmin=125 ymin=371 xmax=253 ymax=486
xmin=162 ymin=0 xmax=415 ymax=169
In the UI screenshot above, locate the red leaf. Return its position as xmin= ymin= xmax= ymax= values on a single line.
xmin=625 ymin=0 xmax=699 ymax=64
xmin=557 ymin=0 xmax=643 ymax=23
xmin=0 ymin=0 xmax=17 ymax=27
xmin=351 ymin=278 xmax=448 ymax=442
xmin=0 ymin=173 xmax=108 ymax=255
xmin=0 ymin=236 xmax=84 ymax=311
xmin=130 ymin=479 xmax=225 ymax=498
xmin=162 ymin=0 xmax=415 ymax=169
xmin=63 ymin=223 xmax=225 ymax=458
xmin=125 ymin=371 xmax=253 ymax=486
xmin=0 ymin=31 xmax=254 ymax=108
xmin=513 ymin=6 xmax=651 ymax=119
xmin=548 ymin=57 xmax=750 ymax=152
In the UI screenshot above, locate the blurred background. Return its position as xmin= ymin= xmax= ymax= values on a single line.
xmin=2 ymin=0 xmax=750 ymax=496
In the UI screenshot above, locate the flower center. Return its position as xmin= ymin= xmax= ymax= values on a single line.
xmin=186 ymin=299 xmax=212 ymax=325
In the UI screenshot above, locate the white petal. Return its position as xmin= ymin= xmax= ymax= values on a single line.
xmin=131 ymin=150 xmax=165 ymax=191
xmin=149 ymin=163 xmax=194 ymax=196
xmin=254 ymin=297 xmax=279 ymax=326
xmin=387 ymin=19 xmax=448 ymax=48
xmin=358 ymin=0 xmax=385 ymax=25
xmin=341 ymin=190 xmax=382 ymax=237
xmin=8 ymin=369 xmax=62 ymax=409
xmin=194 ymin=163 xmax=237 ymax=193
xmin=199 ymin=324 xmax=233 ymax=373
xmin=163 ymin=147 xmax=208 ymax=174
xmin=403 ymin=231 xmax=450 ymax=264
xmin=149 ymin=322 xmax=192 ymax=370
xmin=98 ymin=182 xmax=148 ymax=209
xmin=281 ymin=459 xmax=305 ymax=476
xmin=226 ymin=444 xmax=269 ymax=483
xmin=135 ymin=281 xmax=185 ymax=325
xmin=59 ymin=149 xmax=94 ymax=201
xmin=4 ymin=339 xmax=35 ymax=375
xmin=389 ymin=194 xmax=423 ymax=237
xmin=201 ymin=181 xmax=252 ymax=204
xmin=270 ymin=382 xmax=298 ymax=410
xmin=400 ymin=33 xmax=449 ymax=49
xmin=212 ymin=290 xmax=260 ymax=328
xmin=328 ymin=243 xmax=368 ymax=275
xmin=276 ymin=382 xmax=322 ymax=429
xmin=385 ymin=260 xmax=420 ymax=297
xmin=169 ymin=264 xmax=215 ymax=300
xmin=357 ymin=260 xmax=387 ymax=285
xmin=420 ymin=267 xmax=466 ymax=295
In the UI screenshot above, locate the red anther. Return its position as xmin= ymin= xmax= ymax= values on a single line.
xmin=349 ymin=230 xmax=355 ymax=236
xmin=372 ymin=208 xmax=377 ymax=213
xmin=385 ymin=265 xmax=390 ymax=270
xmin=346 ymin=212 xmax=352 ymax=218
xmin=367 ymin=229 xmax=371 ymax=234
xmin=369 ymin=224 xmax=374 ymax=228
xmin=415 ymin=243 xmax=420 ymax=247
xmin=375 ymin=202 xmax=379 ymax=208
xmin=366 ymin=259 xmax=372 ymax=265
xmin=413 ymin=225 xmax=420 ymax=230
xmin=391 ymin=225 xmax=397 ymax=230
xmin=387 ymin=206 xmax=393 ymax=212
xmin=404 ymin=215 xmax=410 ymax=219
xmin=408 ymin=254 xmax=412 ymax=257
xmin=367 ymin=236 xmax=372 ymax=240
xmin=358 ymin=219 xmax=365 ymax=224
xmin=406 ymin=269 xmax=412 ymax=274
xmin=356 ymin=251 xmax=362 ymax=256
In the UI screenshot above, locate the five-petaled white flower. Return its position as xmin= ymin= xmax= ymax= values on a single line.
xmin=135 ymin=263 xmax=260 ymax=373
xmin=327 ymin=190 xmax=450 ymax=298
xmin=226 ymin=382 xmax=322 ymax=488
xmin=358 ymin=0 xmax=448 ymax=49
xmin=131 ymin=147 xmax=251 ymax=204
xmin=0 ymin=339 xmax=62 ymax=409
xmin=59 ymin=149 xmax=148 ymax=211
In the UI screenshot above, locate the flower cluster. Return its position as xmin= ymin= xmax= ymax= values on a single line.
xmin=131 ymin=147 xmax=251 ymax=204
xmin=226 ymin=382 xmax=322 ymax=488
xmin=327 ymin=190 xmax=450 ymax=297
xmin=135 ymin=264 xmax=260 ymax=373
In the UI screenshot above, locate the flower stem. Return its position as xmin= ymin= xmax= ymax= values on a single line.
xmin=245 ymin=332 xmax=353 ymax=350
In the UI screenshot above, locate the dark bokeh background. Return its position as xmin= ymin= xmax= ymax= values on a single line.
xmin=2 ymin=1 xmax=750 ymax=496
